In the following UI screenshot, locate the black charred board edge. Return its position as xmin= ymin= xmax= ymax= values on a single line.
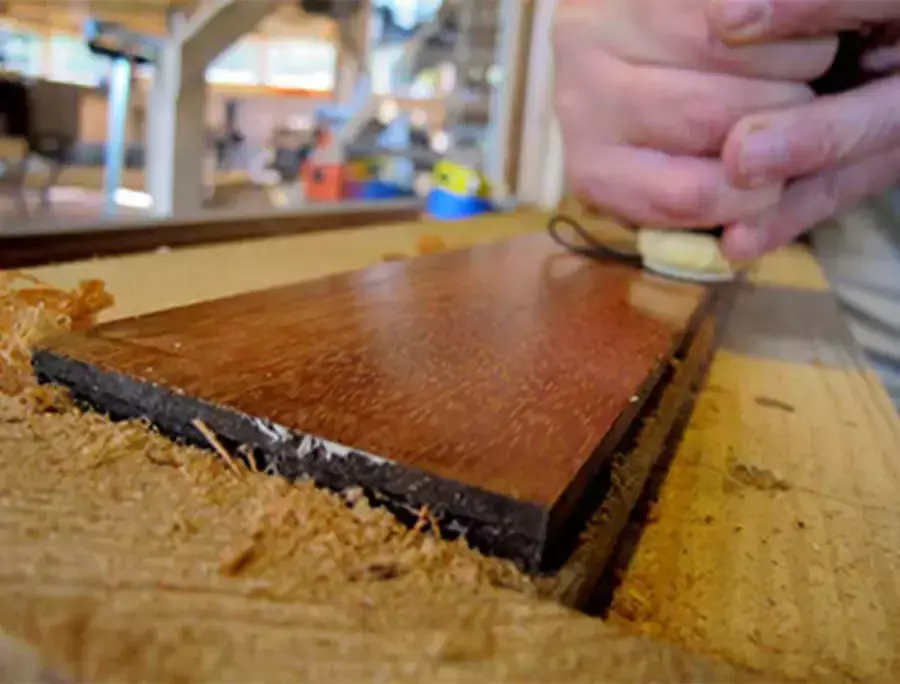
xmin=31 ymin=347 xmax=550 ymax=570
xmin=541 ymin=281 xmax=735 ymax=606
xmin=540 ymin=280 xmax=722 ymax=577
xmin=30 ymin=296 xmax=703 ymax=575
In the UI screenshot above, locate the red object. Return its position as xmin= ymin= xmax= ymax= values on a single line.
xmin=303 ymin=163 xmax=350 ymax=202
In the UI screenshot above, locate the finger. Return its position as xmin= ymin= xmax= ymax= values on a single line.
xmin=563 ymin=142 xmax=784 ymax=228
xmin=557 ymin=48 xmax=814 ymax=156
xmin=556 ymin=2 xmax=838 ymax=82
xmin=864 ymin=43 xmax=900 ymax=72
xmin=707 ymin=0 xmax=900 ymax=43
xmin=722 ymin=75 xmax=900 ymax=188
xmin=721 ymin=147 xmax=900 ymax=260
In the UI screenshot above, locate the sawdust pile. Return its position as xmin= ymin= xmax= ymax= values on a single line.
xmin=0 ymin=395 xmax=760 ymax=683
xmin=0 ymin=392 xmax=532 ymax=599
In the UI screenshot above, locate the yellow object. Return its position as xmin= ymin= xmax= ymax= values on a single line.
xmin=432 ymin=161 xmax=491 ymax=198
xmin=417 ymin=234 xmax=447 ymax=255
xmin=637 ymin=229 xmax=735 ymax=282
xmin=346 ymin=158 xmax=379 ymax=182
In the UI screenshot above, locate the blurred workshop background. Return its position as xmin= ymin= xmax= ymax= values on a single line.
xmin=0 ymin=0 xmax=559 ymax=235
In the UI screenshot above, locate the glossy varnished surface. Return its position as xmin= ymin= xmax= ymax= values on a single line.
xmin=1 ymin=202 xmax=421 ymax=268
xmin=38 ymin=233 xmax=707 ymax=513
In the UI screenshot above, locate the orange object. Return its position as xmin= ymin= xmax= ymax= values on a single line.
xmin=316 ymin=128 xmax=333 ymax=150
xmin=303 ymin=163 xmax=349 ymax=202
xmin=417 ymin=234 xmax=447 ymax=256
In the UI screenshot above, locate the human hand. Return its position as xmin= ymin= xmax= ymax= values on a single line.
xmin=553 ymin=0 xmax=837 ymax=233
xmin=706 ymin=0 xmax=900 ymax=259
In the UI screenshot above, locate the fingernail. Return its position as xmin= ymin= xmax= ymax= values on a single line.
xmin=739 ymin=128 xmax=788 ymax=187
xmin=723 ymin=223 xmax=767 ymax=261
xmin=713 ymin=0 xmax=772 ymax=40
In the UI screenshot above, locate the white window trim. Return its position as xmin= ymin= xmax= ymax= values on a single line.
xmin=517 ymin=0 xmax=565 ymax=209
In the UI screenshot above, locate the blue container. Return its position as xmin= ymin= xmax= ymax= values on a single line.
xmin=426 ymin=187 xmax=493 ymax=220
xmin=359 ymin=180 xmax=416 ymax=200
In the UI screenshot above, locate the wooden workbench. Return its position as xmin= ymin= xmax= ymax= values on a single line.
xmin=1 ymin=210 xmax=898 ymax=682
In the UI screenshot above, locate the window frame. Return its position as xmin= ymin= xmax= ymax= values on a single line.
xmin=263 ymin=37 xmax=337 ymax=92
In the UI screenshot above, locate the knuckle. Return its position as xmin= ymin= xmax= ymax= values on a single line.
xmin=789 ymin=114 xmax=843 ymax=172
xmin=678 ymin=98 xmax=731 ymax=152
xmin=617 ymin=67 xmax=731 ymax=154
xmin=648 ymin=172 xmax=717 ymax=223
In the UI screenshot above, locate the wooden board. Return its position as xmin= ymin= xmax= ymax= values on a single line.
xmin=0 ymin=202 xmax=422 ymax=269
xmin=32 ymin=233 xmax=712 ymax=571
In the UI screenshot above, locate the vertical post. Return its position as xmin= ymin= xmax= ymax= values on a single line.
xmin=539 ymin=111 xmax=565 ymax=209
xmin=333 ymin=0 xmax=370 ymax=103
xmin=485 ymin=0 xmax=522 ymax=197
xmin=504 ymin=0 xmax=535 ymax=193
xmin=103 ymin=56 xmax=133 ymax=216
xmin=516 ymin=0 xmax=561 ymax=206
xmin=167 ymin=8 xmax=188 ymax=37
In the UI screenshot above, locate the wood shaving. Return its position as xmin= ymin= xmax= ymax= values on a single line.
xmin=381 ymin=252 xmax=409 ymax=262
xmin=753 ymin=396 xmax=796 ymax=414
xmin=0 ymin=272 xmax=114 ymax=396
xmin=191 ymin=419 xmax=244 ymax=479
xmin=727 ymin=456 xmax=792 ymax=492
xmin=417 ymin=235 xmax=448 ymax=255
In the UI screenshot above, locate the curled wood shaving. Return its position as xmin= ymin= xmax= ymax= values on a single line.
xmin=417 ymin=234 xmax=447 ymax=255
xmin=0 ymin=271 xmax=114 ymax=397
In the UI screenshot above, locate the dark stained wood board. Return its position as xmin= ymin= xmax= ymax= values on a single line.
xmin=32 ymin=233 xmax=713 ymax=571
xmin=541 ymin=297 xmax=727 ymax=605
xmin=0 ymin=202 xmax=422 ymax=269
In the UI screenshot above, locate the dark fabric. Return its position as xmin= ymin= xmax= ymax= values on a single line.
xmin=0 ymin=80 xmax=31 ymax=137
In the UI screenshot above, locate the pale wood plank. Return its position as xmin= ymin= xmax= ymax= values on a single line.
xmin=610 ymin=351 xmax=900 ymax=683
xmin=25 ymin=211 xmax=550 ymax=320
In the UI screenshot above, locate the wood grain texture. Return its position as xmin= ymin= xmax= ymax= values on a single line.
xmin=33 ymin=233 xmax=711 ymax=570
xmin=610 ymin=247 xmax=900 ymax=683
xmin=540 ymin=309 xmax=721 ymax=606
